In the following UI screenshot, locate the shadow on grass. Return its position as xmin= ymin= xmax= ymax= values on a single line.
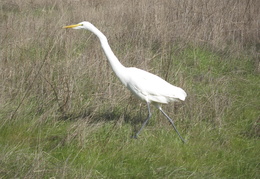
xmin=57 ymin=107 xmax=147 ymax=134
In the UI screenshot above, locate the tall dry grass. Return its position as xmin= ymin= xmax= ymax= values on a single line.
xmin=1 ymin=0 xmax=259 ymax=121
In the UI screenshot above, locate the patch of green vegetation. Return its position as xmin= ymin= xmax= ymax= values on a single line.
xmin=1 ymin=116 xmax=259 ymax=178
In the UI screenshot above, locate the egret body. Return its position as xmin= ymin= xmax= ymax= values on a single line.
xmin=63 ymin=21 xmax=187 ymax=143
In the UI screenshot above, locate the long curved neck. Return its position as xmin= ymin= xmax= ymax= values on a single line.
xmin=87 ymin=24 xmax=127 ymax=84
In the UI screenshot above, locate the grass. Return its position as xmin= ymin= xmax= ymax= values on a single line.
xmin=1 ymin=118 xmax=258 ymax=178
xmin=0 ymin=0 xmax=260 ymax=178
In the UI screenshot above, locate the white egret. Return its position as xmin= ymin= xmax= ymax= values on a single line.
xmin=63 ymin=21 xmax=187 ymax=143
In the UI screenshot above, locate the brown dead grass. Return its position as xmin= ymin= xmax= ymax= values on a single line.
xmin=0 ymin=0 xmax=259 ymax=121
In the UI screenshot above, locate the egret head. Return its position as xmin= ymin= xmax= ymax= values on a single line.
xmin=63 ymin=21 xmax=93 ymax=30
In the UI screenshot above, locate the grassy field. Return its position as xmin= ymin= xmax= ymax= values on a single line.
xmin=0 ymin=0 xmax=259 ymax=178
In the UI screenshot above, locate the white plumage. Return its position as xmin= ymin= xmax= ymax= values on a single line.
xmin=125 ymin=67 xmax=186 ymax=103
xmin=64 ymin=21 xmax=187 ymax=143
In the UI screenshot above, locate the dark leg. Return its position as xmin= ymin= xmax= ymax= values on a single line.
xmin=159 ymin=108 xmax=186 ymax=143
xmin=133 ymin=102 xmax=152 ymax=138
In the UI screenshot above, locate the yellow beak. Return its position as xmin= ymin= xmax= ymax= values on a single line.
xmin=63 ymin=24 xmax=81 ymax=29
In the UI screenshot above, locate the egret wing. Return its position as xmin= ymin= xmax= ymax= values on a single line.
xmin=126 ymin=68 xmax=186 ymax=103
